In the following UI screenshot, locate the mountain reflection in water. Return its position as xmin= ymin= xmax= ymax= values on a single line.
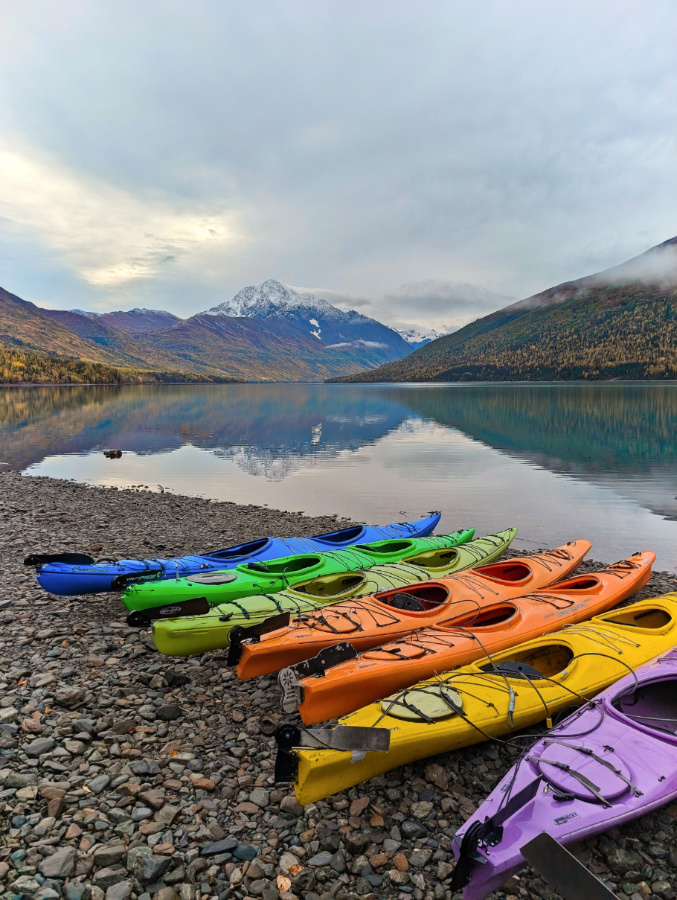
xmin=3 ymin=382 xmax=677 ymax=569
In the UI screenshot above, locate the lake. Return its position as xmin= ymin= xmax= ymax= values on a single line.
xmin=2 ymin=382 xmax=676 ymax=570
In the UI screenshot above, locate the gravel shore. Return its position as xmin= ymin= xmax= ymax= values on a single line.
xmin=1 ymin=471 xmax=677 ymax=900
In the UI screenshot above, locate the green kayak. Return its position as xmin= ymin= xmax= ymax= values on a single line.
xmin=121 ymin=528 xmax=475 ymax=625
xmin=151 ymin=529 xmax=516 ymax=656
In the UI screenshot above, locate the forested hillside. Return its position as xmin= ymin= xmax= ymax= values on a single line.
xmin=0 ymin=343 xmax=236 ymax=385
xmin=332 ymin=283 xmax=677 ymax=382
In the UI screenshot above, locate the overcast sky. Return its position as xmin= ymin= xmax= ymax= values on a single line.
xmin=1 ymin=1 xmax=675 ymax=331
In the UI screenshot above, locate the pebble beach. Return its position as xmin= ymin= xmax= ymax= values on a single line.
xmin=2 ymin=471 xmax=677 ymax=900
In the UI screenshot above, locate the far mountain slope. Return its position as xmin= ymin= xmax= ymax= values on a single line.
xmin=0 ymin=280 xmax=420 ymax=383
xmin=332 ymin=237 xmax=677 ymax=382
xmin=98 ymin=308 xmax=180 ymax=333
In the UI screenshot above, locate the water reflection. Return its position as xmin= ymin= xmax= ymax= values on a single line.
xmin=3 ymin=382 xmax=677 ymax=569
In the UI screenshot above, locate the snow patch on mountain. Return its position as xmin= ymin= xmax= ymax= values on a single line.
xmin=203 ymin=280 xmax=345 ymax=320
xmin=396 ymin=326 xmax=446 ymax=348
xmin=326 ymin=339 xmax=388 ymax=350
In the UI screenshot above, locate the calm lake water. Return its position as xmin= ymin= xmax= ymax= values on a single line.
xmin=3 ymin=382 xmax=677 ymax=571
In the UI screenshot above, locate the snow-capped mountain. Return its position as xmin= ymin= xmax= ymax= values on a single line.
xmin=395 ymin=326 xmax=446 ymax=350
xmin=201 ymin=280 xmax=412 ymax=359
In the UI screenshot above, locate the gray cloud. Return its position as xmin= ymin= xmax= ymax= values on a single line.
xmin=0 ymin=1 xmax=675 ymax=324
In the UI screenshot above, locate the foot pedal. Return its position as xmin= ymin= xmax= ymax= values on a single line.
xmin=290 ymin=641 xmax=358 ymax=680
xmin=279 ymin=667 xmax=304 ymax=714
xmin=227 ymin=612 xmax=291 ymax=666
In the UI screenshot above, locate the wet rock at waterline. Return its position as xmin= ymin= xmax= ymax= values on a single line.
xmin=1 ymin=471 xmax=677 ymax=900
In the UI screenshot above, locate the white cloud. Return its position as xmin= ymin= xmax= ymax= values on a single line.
xmin=0 ymin=138 xmax=244 ymax=292
xmin=0 ymin=2 xmax=675 ymax=316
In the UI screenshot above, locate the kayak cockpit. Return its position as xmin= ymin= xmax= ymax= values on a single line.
xmin=600 ymin=607 xmax=673 ymax=629
xmin=480 ymin=643 xmax=575 ymax=679
xmin=549 ymin=575 xmax=602 ymax=592
xmin=438 ymin=602 xmax=518 ymax=630
xmin=293 ymin=573 xmax=367 ymax=598
xmin=356 ymin=539 xmax=414 ymax=556
xmin=208 ymin=538 xmax=271 ymax=560
xmin=242 ymin=555 xmax=322 ymax=576
xmin=473 ymin=561 xmax=533 ymax=583
xmin=373 ymin=583 xmax=450 ymax=613
xmin=314 ymin=524 xmax=365 ymax=543
xmin=612 ymin=677 xmax=677 ymax=737
xmin=406 ymin=547 xmax=459 ymax=569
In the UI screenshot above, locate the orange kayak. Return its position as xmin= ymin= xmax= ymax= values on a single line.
xmin=289 ymin=550 xmax=655 ymax=724
xmin=235 ymin=540 xmax=591 ymax=680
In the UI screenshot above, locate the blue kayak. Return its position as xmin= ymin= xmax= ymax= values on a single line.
xmin=26 ymin=512 xmax=441 ymax=596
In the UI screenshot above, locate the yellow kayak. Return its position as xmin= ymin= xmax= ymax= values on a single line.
xmin=281 ymin=593 xmax=677 ymax=805
xmin=152 ymin=529 xmax=516 ymax=657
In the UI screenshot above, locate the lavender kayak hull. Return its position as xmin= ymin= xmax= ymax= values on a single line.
xmin=452 ymin=649 xmax=677 ymax=900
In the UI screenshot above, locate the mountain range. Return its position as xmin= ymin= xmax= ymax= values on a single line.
xmin=0 ymin=280 xmax=428 ymax=383
xmin=332 ymin=236 xmax=677 ymax=383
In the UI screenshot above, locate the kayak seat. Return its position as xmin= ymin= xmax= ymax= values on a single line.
xmin=378 ymin=583 xmax=450 ymax=612
xmin=482 ymin=644 xmax=574 ymax=679
xmin=390 ymin=593 xmax=426 ymax=612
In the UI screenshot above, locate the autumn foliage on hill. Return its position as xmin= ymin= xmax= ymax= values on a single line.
xmin=333 ymin=284 xmax=677 ymax=382
xmin=0 ymin=343 xmax=237 ymax=384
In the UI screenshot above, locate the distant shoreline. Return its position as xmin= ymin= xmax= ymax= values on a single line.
xmin=3 ymin=378 xmax=677 ymax=388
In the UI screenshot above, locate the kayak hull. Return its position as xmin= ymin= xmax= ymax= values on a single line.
xmin=453 ymin=648 xmax=677 ymax=900
xmin=294 ymin=550 xmax=653 ymax=724
xmin=236 ymin=540 xmax=591 ymax=682
xmin=152 ymin=530 xmax=514 ymax=656
xmin=286 ymin=592 xmax=677 ymax=805
xmin=32 ymin=513 xmax=441 ymax=595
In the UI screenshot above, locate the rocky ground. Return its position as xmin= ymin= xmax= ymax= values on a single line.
xmin=1 ymin=471 xmax=677 ymax=900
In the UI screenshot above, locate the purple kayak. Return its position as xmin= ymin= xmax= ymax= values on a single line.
xmin=451 ymin=648 xmax=677 ymax=899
